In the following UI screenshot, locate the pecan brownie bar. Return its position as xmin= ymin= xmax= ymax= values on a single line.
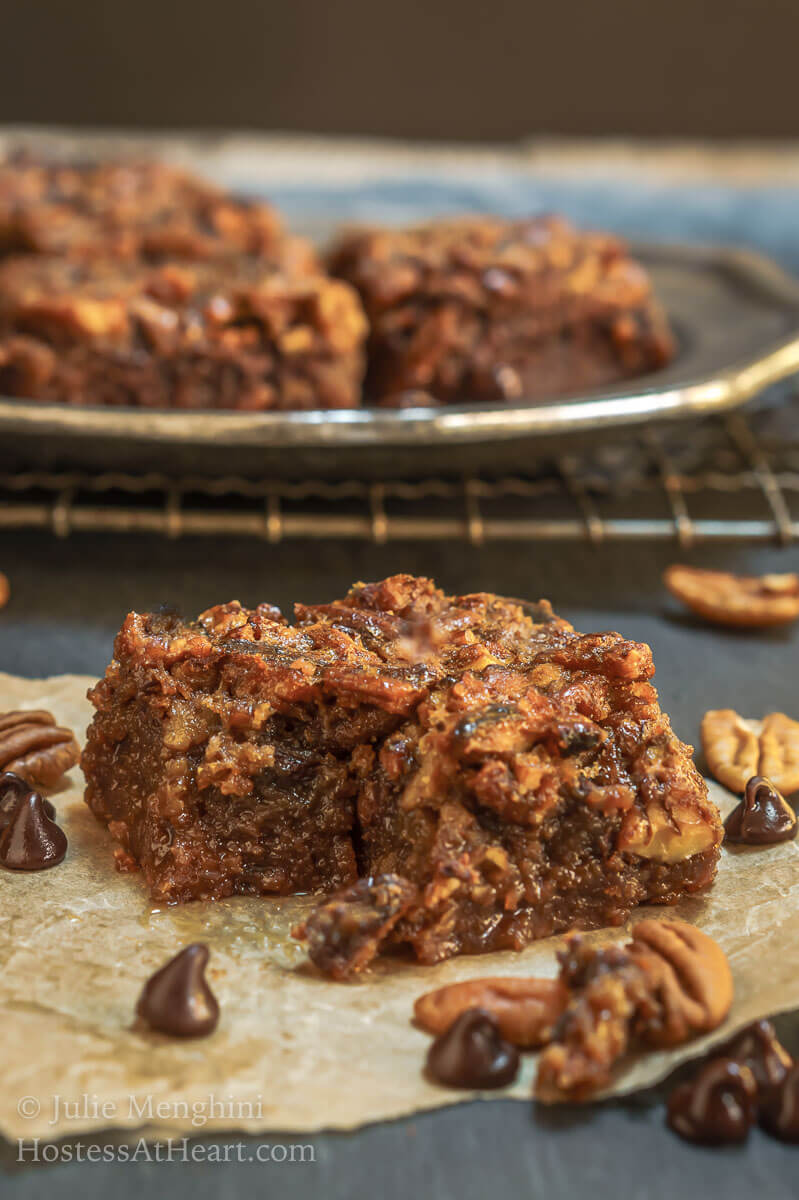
xmin=82 ymin=577 xmax=721 ymax=965
xmin=0 ymin=256 xmax=367 ymax=410
xmin=0 ymin=156 xmax=315 ymax=272
xmin=329 ymin=216 xmax=675 ymax=404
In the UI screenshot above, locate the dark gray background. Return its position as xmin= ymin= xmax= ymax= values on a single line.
xmin=1 ymin=0 xmax=797 ymax=140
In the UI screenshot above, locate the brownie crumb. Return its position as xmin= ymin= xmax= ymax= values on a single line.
xmin=293 ymin=874 xmax=418 ymax=979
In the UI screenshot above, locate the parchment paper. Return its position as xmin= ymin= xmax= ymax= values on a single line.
xmin=1 ymin=671 xmax=798 ymax=1141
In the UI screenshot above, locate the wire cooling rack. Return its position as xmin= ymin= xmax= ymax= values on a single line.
xmin=2 ymin=408 xmax=799 ymax=546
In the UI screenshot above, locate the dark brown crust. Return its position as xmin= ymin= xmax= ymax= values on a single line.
xmin=82 ymin=576 xmax=721 ymax=966
xmin=329 ymin=215 xmax=675 ymax=404
xmin=0 ymin=256 xmax=367 ymax=410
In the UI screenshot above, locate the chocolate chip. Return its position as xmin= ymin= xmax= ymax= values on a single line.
xmin=724 ymin=776 xmax=797 ymax=845
xmin=760 ymin=1065 xmax=799 ymax=1142
xmin=0 ymin=771 xmax=55 ymax=830
xmin=0 ymin=789 xmax=67 ymax=870
xmin=667 ymin=1058 xmax=758 ymax=1145
xmin=136 ymin=943 xmax=220 ymax=1038
xmin=720 ymin=1020 xmax=793 ymax=1094
xmin=425 ymin=1008 xmax=520 ymax=1089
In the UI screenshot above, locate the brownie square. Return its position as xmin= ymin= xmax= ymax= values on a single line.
xmin=0 ymin=256 xmax=367 ymax=410
xmin=83 ymin=577 xmax=721 ymax=965
xmin=329 ymin=215 xmax=676 ymax=404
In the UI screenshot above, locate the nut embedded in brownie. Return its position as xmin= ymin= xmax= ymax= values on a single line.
xmin=0 ymin=155 xmax=316 ymax=272
xmin=329 ymin=215 xmax=675 ymax=404
xmin=0 ymin=256 xmax=368 ymax=410
xmin=82 ymin=576 xmax=721 ymax=964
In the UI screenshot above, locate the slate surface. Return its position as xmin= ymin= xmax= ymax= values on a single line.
xmin=2 ymin=151 xmax=799 ymax=1197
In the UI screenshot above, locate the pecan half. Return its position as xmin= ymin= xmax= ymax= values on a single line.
xmin=0 ymin=573 xmax=8 ymax=610
xmin=702 ymin=709 xmax=799 ymax=794
xmin=414 ymin=976 xmax=568 ymax=1048
xmin=628 ymin=919 xmax=733 ymax=1048
xmin=0 ymin=710 xmax=80 ymax=789
xmin=664 ymin=565 xmax=799 ymax=628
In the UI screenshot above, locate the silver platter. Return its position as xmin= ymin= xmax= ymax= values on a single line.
xmin=1 ymin=242 xmax=798 ymax=478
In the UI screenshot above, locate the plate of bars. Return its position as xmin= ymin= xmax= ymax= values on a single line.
xmin=1 ymin=242 xmax=799 ymax=479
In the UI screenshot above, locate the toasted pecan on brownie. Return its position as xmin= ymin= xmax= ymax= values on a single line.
xmin=329 ymin=215 xmax=675 ymax=404
xmin=82 ymin=576 xmax=720 ymax=965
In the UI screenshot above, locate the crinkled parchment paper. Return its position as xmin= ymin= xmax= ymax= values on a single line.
xmin=1 ymin=671 xmax=798 ymax=1141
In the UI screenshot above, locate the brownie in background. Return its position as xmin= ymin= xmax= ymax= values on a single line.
xmin=0 ymin=156 xmax=316 ymax=272
xmin=0 ymin=256 xmax=367 ymax=410
xmin=330 ymin=215 xmax=675 ymax=405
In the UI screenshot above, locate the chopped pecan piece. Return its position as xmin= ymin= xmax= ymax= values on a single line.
xmin=414 ymin=976 xmax=568 ymax=1048
xmin=292 ymin=874 xmax=418 ymax=980
xmin=535 ymin=919 xmax=732 ymax=1101
xmin=535 ymin=939 xmax=650 ymax=1101
xmin=702 ymin=709 xmax=799 ymax=794
xmin=0 ymin=710 xmax=80 ymax=789
xmin=664 ymin=565 xmax=799 ymax=628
